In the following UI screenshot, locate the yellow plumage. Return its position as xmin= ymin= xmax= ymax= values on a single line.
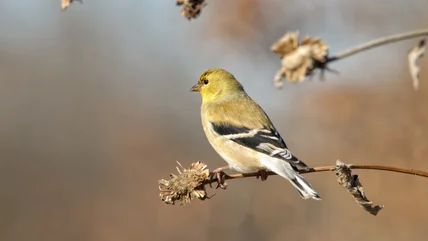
xmin=191 ymin=68 xmax=321 ymax=200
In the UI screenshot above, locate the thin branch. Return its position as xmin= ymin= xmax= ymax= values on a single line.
xmin=159 ymin=160 xmax=428 ymax=216
xmin=205 ymin=161 xmax=428 ymax=215
xmin=219 ymin=163 xmax=428 ymax=181
xmin=271 ymin=29 xmax=428 ymax=87
xmin=327 ymin=29 xmax=428 ymax=62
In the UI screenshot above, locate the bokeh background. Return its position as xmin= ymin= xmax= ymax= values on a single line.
xmin=1 ymin=1 xmax=428 ymax=241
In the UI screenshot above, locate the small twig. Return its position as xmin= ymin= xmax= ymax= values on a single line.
xmin=159 ymin=160 xmax=428 ymax=215
xmin=216 ymin=162 xmax=428 ymax=182
xmin=271 ymin=29 xmax=428 ymax=87
xmin=206 ymin=161 xmax=428 ymax=216
xmin=327 ymin=29 xmax=428 ymax=62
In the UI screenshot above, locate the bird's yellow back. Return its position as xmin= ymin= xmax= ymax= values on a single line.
xmin=202 ymin=97 xmax=273 ymax=130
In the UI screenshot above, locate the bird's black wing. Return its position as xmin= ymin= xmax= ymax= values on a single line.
xmin=211 ymin=122 xmax=309 ymax=170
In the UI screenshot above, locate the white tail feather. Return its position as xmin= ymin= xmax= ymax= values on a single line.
xmin=261 ymin=157 xmax=321 ymax=200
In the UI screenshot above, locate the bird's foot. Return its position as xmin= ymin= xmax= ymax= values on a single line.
xmin=256 ymin=170 xmax=268 ymax=181
xmin=209 ymin=166 xmax=230 ymax=189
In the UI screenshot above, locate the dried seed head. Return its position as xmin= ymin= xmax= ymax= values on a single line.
xmin=159 ymin=162 xmax=210 ymax=205
xmin=271 ymin=32 xmax=328 ymax=88
xmin=271 ymin=32 xmax=300 ymax=57
xmin=176 ymin=0 xmax=206 ymax=20
xmin=61 ymin=0 xmax=82 ymax=11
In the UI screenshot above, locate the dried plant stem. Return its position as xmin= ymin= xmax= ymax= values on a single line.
xmin=159 ymin=161 xmax=428 ymax=214
xmin=327 ymin=29 xmax=428 ymax=62
xmin=207 ymin=162 xmax=428 ymax=215
xmin=216 ymin=163 xmax=428 ymax=182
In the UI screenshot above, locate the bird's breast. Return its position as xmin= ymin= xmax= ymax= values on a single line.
xmin=201 ymin=109 xmax=265 ymax=173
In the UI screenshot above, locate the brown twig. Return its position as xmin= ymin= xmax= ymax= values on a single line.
xmin=217 ymin=162 xmax=428 ymax=181
xmin=206 ymin=161 xmax=428 ymax=216
xmin=327 ymin=29 xmax=428 ymax=62
xmin=271 ymin=29 xmax=428 ymax=87
xmin=159 ymin=160 xmax=428 ymax=215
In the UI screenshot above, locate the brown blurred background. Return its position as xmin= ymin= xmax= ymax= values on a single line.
xmin=1 ymin=1 xmax=428 ymax=241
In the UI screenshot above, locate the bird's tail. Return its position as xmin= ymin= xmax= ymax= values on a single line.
xmin=261 ymin=158 xmax=321 ymax=200
xmin=290 ymin=173 xmax=321 ymax=200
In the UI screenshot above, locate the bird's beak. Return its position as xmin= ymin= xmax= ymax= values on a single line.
xmin=190 ymin=83 xmax=202 ymax=92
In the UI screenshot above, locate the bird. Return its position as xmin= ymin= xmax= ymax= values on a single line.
xmin=190 ymin=68 xmax=321 ymax=200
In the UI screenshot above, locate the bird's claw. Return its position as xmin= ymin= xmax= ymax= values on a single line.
xmin=209 ymin=171 xmax=228 ymax=189
xmin=256 ymin=170 xmax=268 ymax=181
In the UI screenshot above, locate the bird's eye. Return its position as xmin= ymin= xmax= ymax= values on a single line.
xmin=203 ymin=79 xmax=209 ymax=85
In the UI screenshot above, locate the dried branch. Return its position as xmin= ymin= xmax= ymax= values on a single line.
xmin=328 ymin=29 xmax=428 ymax=62
xmin=159 ymin=160 xmax=428 ymax=216
xmin=272 ymin=29 xmax=428 ymax=87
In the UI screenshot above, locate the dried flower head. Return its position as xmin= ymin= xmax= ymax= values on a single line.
xmin=61 ymin=0 xmax=82 ymax=11
xmin=271 ymin=32 xmax=328 ymax=88
xmin=176 ymin=0 xmax=206 ymax=20
xmin=159 ymin=161 xmax=210 ymax=205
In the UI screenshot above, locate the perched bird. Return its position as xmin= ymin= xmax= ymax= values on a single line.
xmin=190 ymin=68 xmax=321 ymax=200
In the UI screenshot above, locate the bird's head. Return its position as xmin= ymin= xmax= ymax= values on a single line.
xmin=190 ymin=68 xmax=244 ymax=103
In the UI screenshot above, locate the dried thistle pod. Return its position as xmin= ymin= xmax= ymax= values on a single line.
xmin=271 ymin=32 xmax=328 ymax=88
xmin=176 ymin=0 xmax=206 ymax=20
xmin=159 ymin=162 xmax=210 ymax=205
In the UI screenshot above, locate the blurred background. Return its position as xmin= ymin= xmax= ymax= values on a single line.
xmin=0 ymin=0 xmax=428 ymax=241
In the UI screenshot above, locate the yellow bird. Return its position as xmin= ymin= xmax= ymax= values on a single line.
xmin=190 ymin=68 xmax=320 ymax=200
